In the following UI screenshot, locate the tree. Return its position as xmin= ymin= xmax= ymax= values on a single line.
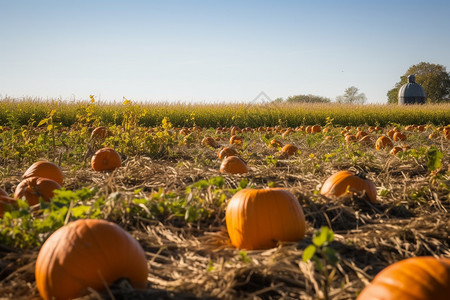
xmin=336 ymin=86 xmax=366 ymax=104
xmin=387 ymin=62 xmax=450 ymax=104
xmin=283 ymin=94 xmax=331 ymax=103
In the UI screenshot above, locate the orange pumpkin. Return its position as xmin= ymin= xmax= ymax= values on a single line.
xmin=393 ymin=132 xmax=407 ymax=141
xmin=14 ymin=177 xmax=61 ymax=206
xmin=376 ymin=136 xmax=394 ymax=151
xmin=90 ymin=126 xmax=110 ymax=140
xmin=390 ymin=146 xmax=403 ymax=156
xmin=201 ymin=136 xmax=217 ymax=147
xmin=35 ymin=219 xmax=148 ymax=300
xmin=345 ymin=134 xmax=357 ymax=144
xmin=355 ymin=131 xmax=368 ymax=139
xmin=269 ymin=139 xmax=283 ymax=148
xmin=226 ymin=188 xmax=306 ymax=250
xmin=311 ymin=125 xmax=322 ymax=133
xmin=218 ymin=147 xmax=238 ymax=160
xmin=320 ymin=170 xmax=377 ymax=203
xmin=281 ymin=144 xmax=298 ymax=156
xmin=91 ymin=148 xmax=122 ymax=172
xmin=220 ymin=156 xmax=248 ymax=174
xmin=229 ymin=135 xmax=243 ymax=146
xmin=22 ymin=161 xmax=64 ymax=185
xmin=357 ymin=256 xmax=450 ymax=300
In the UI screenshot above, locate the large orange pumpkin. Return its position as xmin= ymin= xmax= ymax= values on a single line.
xmin=226 ymin=188 xmax=306 ymax=250
xmin=22 ymin=161 xmax=63 ymax=185
xmin=357 ymin=256 xmax=450 ymax=300
xmin=320 ymin=170 xmax=377 ymax=203
xmin=35 ymin=219 xmax=148 ymax=300
xmin=220 ymin=156 xmax=248 ymax=174
xmin=91 ymin=148 xmax=122 ymax=172
xmin=14 ymin=177 xmax=61 ymax=206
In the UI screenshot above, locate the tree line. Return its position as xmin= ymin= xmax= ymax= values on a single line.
xmin=274 ymin=62 xmax=450 ymax=104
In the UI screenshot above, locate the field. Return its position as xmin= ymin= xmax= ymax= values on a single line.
xmin=0 ymin=98 xmax=449 ymax=299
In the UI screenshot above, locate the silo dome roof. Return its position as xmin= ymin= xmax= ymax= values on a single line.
xmin=398 ymin=74 xmax=426 ymax=98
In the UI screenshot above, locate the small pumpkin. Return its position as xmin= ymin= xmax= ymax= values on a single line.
xmin=14 ymin=177 xmax=61 ymax=206
xmin=91 ymin=148 xmax=122 ymax=172
xmin=35 ymin=219 xmax=148 ymax=300
xmin=390 ymin=146 xmax=403 ymax=155
xmin=226 ymin=188 xmax=306 ymax=250
xmin=320 ymin=170 xmax=377 ymax=203
xmin=269 ymin=139 xmax=283 ymax=148
xmin=357 ymin=256 xmax=450 ymax=300
xmin=22 ymin=161 xmax=63 ymax=185
xmin=218 ymin=147 xmax=238 ymax=160
xmin=345 ymin=134 xmax=357 ymax=144
xmin=201 ymin=136 xmax=217 ymax=148
xmin=355 ymin=131 xmax=368 ymax=139
xmin=220 ymin=156 xmax=248 ymax=174
xmin=229 ymin=135 xmax=243 ymax=146
xmin=90 ymin=126 xmax=110 ymax=140
xmin=311 ymin=125 xmax=322 ymax=133
xmin=393 ymin=132 xmax=407 ymax=141
xmin=281 ymin=144 xmax=298 ymax=156
xmin=376 ymin=136 xmax=394 ymax=151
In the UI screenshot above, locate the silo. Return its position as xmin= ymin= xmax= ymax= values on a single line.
xmin=398 ymin=74 xmax=426 ymax=105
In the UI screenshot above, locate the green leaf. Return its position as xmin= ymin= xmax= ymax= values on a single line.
xmin=239 ymin=251 xmax=251 ymax=263
xmin=313 ymin=226 xmax=334 ymax=247
xmin=427 ymin=147 xmax=443 ymax=171
xmin=302 ymin=244 xmax=316 ymax=262
xmin=239 ymin=178 xmax=249 ymax=189
xmin=70 ymin=205 xmax=92 ymax=218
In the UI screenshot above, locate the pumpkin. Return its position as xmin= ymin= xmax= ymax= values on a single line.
xmin=14 ymin=177 xmax=61 ymax=206
xmin=357 ymin=256 xmax=450 ymax=300
xmin=390 ymin=146 xmax=403 ymax=156
xmin=201 ymin=136 xmax=217 ymax=147
xmin=376 ymin=136 xmax=394 ymax=151
xmin=417 ymin=125 xmax=425 ymax=132
xmin=22 ymin=161 xmax=63 ymax=185
xmin=90 ymin=126 xmax=110 ymax=140
xmin=320 ymin=170 xmax=377 ymax=203
xmin=311 ymin=125 xmax=322 ymax=133
xmin=269 ymin=139 xmax=283 ymax=148
xmin=281 ymin=129 xmax=291 ymax=138
xmin=218 ymin=147 xmax=238 ymax=160
xmin=281 ymin=144 xmax=298 ymax=156
xmin=0 ymin=195 xmax=17 ymax=218
xmin=226 ymin=188 xmax=306 ymax=250
xmin=345 ymin=134 xmax=357 ymax=144
xmin=91 ymin=148 xmax=122 ymax=172
xmin=355 ymin=131 xmax=368 ymax=139
xmin=229 ymin=135 xmax=243 ymax=146
xmin=220 ymin=156 xmax=248 ymax=174
xmin=35 ymin=219 xmax=148 ymax=300
xmin=393 ymin=132 xmax=407 ymax=141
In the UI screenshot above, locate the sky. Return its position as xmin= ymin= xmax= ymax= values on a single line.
xmin=1 ymin=0 xmax=449 ymax=104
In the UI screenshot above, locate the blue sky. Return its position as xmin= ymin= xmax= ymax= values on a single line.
xmin=1 ymin=0 xmax=449 ymax=104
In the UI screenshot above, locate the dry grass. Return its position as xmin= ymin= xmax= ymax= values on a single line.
xmin=0 ymin=125 xmax=449 ymax=300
